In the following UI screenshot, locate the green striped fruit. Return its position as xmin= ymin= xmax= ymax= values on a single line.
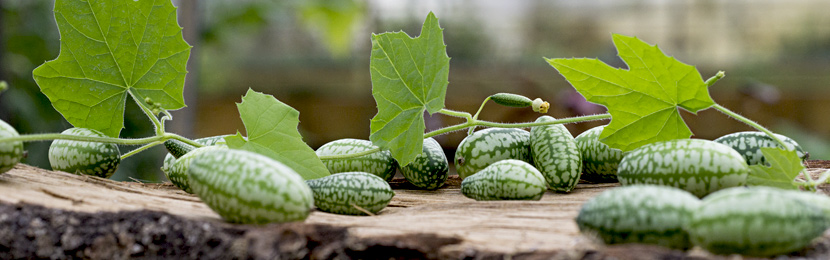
xmin=713 ymin=131 xmax=807 ymax=165
xmin=162 ymin=135 xmax=231 ymax=182
xmin=187 ymin=149 xmax=314 ymax=224
xmin=166 ymin=145 xmax=227 ymax=193
xmin=0 ymin=119 xmax=24 ymax=174
xmin=399 ymin=137 xmax=448 ymax=190
xmin=530 ymin=116 xmax=581 ymax=192
xmin=574 ymin=125 xmax=624 ymax=183
xmin=460 ymin=159 xmax=546 ymax=201
xmin=164 ymin=139 xmax=196 ymax=159
xmin=48 ymin=128 xmax=120 ymax=178
xmin=490 ymin=93 xmax=533 ymax=107
xmin=305 ymin=171 xmax=395 ymax=215
xmin=315 ymin=139 xmax=397 ymax=181
xmin=455 ymin=128 xmax=531 ymax=179
xmin=688 ymin=187 xmax=829 ymax=257
xmin=576 ymin=185 xmax=700 ymax=249
xmin=618 ymin=139 xmax=748 ymax=198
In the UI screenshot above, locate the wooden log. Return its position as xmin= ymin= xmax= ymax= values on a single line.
xmin=1 ymin=163 xmax=830 ymax=259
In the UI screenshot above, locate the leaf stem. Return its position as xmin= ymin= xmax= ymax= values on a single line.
xmin=437 ymin=108 xmax=472 ymax=121
xmin=711 ymin=104 xmax=788 ymax=148
xmin=121 ymin=141 xmax=163 ymax=160
xmin=127 ymin=89 xmax=165 ymax=136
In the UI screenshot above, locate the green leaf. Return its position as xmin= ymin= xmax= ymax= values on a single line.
xmin=32 ymin=0 xmax=191 ymax=137
xmin=747 ymin=147 xmax=805 ymax=190
xmin=546 ymin=34 xmax=714 ymax=151
xmin=369 ymin=12 xmax=450 ymax=166
xmin=224 ymin=89 xmax=330 ymax=180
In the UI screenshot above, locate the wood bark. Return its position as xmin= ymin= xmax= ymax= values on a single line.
xmin=2 ymin=163 xmax=830 ymax=259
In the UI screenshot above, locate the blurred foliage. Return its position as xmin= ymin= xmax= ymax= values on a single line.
xmin=297 ymin=0 xmax=365 ymax=58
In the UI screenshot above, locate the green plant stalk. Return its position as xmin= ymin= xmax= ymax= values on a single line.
xmin=0 ymin=132 xmax=202 ymax=148
xmin=128 ymin=89 xmax=165 ymax=136
xmin=121 ymin=141 xmax=164 ymax=160
xmin=467 ymin=96 xmax=492 ymax=135
xmin=319 ymin=112 xmax=612 ymax=160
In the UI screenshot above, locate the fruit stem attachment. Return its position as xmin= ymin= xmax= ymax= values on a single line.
xmin=468 ymin=96 xmax=492 ymax=135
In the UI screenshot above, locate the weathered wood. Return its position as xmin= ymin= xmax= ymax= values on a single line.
xmin=2 ymin=163 xmax=830 ymax=259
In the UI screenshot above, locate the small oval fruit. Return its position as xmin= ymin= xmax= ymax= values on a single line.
xmin=48 ymin=128 xmax=120 ymax=178
xmin=713 ymin=131 xmax=807 ymax=165
xmin=0 ymin=119 xmax=24 ymax=174
xmin=460 ymin=159 xmax=546 ymax=201
xmin=455 ymin=128 xmax=531 ymax=179
xmin=576 ymin=185 xmax=700 ymax=249
xmin=490 ymin=93 xmax=533 ymax=107
xmin=574 ymin=125 xmax=624 ymax=183
xmin=162 ymin=135 xmax=232 ymax=181
xmin=305 ymin=171 xmax=395 ymax=215
xmin=617 ymin=139 xmax=748 ymax=198
xmin=315 ymin=139 xmax=397 ymax=181
xmin=688 ymin=187 xmax=828 ymax=257
xmin=187 ymin=149 xmax=314 ymax=224
xmin=399 ymin=137 xmax=449 ymax=190
xmin=530 ymin=116 xmax=581 ymax=192
xmin=166 ymin=145 xmax=227 ymax=193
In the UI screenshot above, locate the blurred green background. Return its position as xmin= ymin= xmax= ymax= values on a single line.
xmin=1 ymin=0 xmax=829 ymax=182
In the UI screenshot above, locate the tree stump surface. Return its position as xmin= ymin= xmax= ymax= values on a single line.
xmin=2 ymin=162 xmax=830 ymax=259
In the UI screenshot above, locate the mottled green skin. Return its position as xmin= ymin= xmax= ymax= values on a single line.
xmin=460 ymin=159 xmax=546 ymax=201
xmin=618 ymin=139 xmax=748 ymax=198
xmin=48 ymin=128 xmax=120 ymax=178
xmin=0 ymin=120 xmax=24 ymax=173
xmin=166 ymin=146 xmax=227 ymax=193
xmin=187 ymin=149 xmax=314 ymax=224
xmin=306 ymin=171 xmax=395 ymax=215
xmin=315 ymin=139 xmax=397 ymax=182
xmin=162 ymin=135 xmax=231 ymax=182
xmin=455 ymin=128 xmax=532 ymax=180
xmin=576 ymin=185 xmax=700 ymax=249
xmin=400 ymin=138 xmax=448 ymax=190
xmin=530 ymin=116 xmax=581 ymax=192
xmin=689 ymin=187 xmax=828 ymax=257
xmin=574 ymin=125 xmax=624 ymax=183
xmin=713 ymin=131 xmax=807 ymax=165
xmin=164 ymin=139 xmax=195 ymax=159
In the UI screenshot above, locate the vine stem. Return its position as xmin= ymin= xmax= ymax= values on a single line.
xmin=467 ymin=96 xmax=492 ymax=135
xmin=711 ymin=104 xmax=787 ymax=149
xmin=318 ymin=113 xmax=612 ymax=160
xmin=0 ymin=132 xmax=202 ymax=148
xmin=121 ymin=141 xmax=164 ymax=160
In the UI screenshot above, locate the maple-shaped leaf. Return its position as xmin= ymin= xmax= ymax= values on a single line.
xmin=547 ymin=34 xmax=714 ymax=151
xmin=224 ymin=89 xmax=330 ymax=180
xmin=33 ymin=0 xmax=191 ymax=137
xmin=369 ymin=12 xmax=450 ymax=166
xmin=746 ymin=147 xmax=804 ymax=190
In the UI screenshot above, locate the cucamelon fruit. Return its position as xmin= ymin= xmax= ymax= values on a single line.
xmin=455 ymin=128 xmax=532 ymax=179
xmin=315 ymin=138 xmax=397 ymax=181
xmin=48 ymin=127 xmax=120 ymax=178
xmin=305 ymin=171 xmax=395 ymax=215
xmin=688 ymin=186 xmax=829 ymax=257
xmin=530 ymin=115 xmax=581 ymax=192
xmin=460 ymin=159 xmax=547 ymax=201
xmin=187 ymin=149 xmax=314 ymax=224
xmin=490 ymin=93 xmax=533 ymax=107
xmin=713 ymin=131 xmax=807 ymax=165
xmin=162 ymin=135 xmax=231 ymax=182
xmin=574 ymin=125 xmax=624 ymax=183
xmin=0 ymin=119 xmax=23 ymax=174
xmin=617 ymin=139 xmax=748 ymax=198
xmin=166 ymin=145 xmax=227 ymax=193
xmin=399 ymin=137 xmax=448 ymax=190
xmin=576 ymin=185 xmax=700 ymax=249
